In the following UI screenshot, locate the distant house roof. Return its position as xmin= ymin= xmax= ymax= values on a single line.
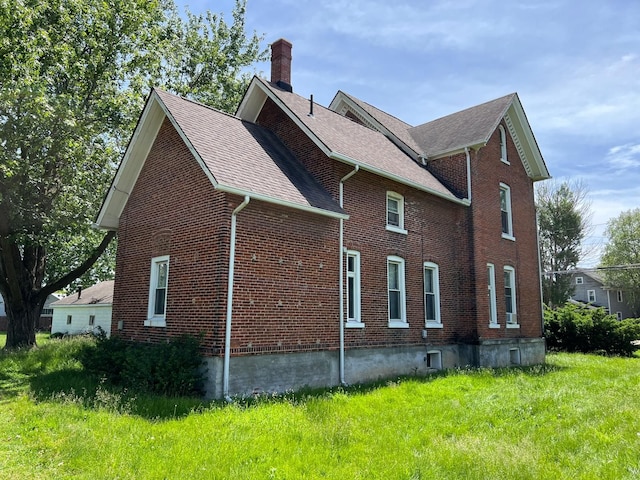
xmin=238 ymin=77 xmax=463 ymax=205
xmin=52 ymin=280 xmax=114 ymax=307
xmin=95 ymin=89 xmax=347 ymax=230
xmin=329 ymin=90 xmax=550 ymax=182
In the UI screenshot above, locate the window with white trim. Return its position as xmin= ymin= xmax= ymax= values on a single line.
xmin=424 ymin=262 xmax=441 ymax=327
xmin=346 ymin=250 xmax=362 ymax=325
xmin=499 ymin=125 xmax=509 ymax=164
xmin=89 ymin=315 xmax=95 ymax=326
xmin=488 ymin=263 xmax=498 ymax=327
xmin=387 ymin=256 xmax=407 ymax=327
xmin=500 ymin=183 xmax=514 ymax=239
xmin=147 ymin=255 xmax=169 ymax=326
xmin=504 ymin=266 xmax=518 ymax=326
xmin=386 ymin=192 xmax=406 ymax=234
xmin=587 ymin=289 xmax=596 ymax=303
xmin=510 ymin=348 xmax=521 ymax=365
xmin=575 ymin=276 xmax=584 ymax=285
xmin=617 ymin=290 xmax=623 ymax=303
xmin=426 ymin=350 xmax=442 ymax=370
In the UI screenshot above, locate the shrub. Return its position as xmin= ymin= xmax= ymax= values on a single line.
xmin=544 ymin=304 xmax=640 ymax=356
xmin=80 ymin=334 xmax=204 ymax=396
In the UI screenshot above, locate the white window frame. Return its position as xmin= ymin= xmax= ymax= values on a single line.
xmin=617 ymin=290 xmax=623 ymax=303
xmin=146 ymin=255 xmax=170 ymax=327
xmin=575 ymin=276 xmax=584 ymax=285
xmin=386 ymin=191 xmax=407 ymax=234
xmin=587 ymin=289 xmax=596 ymax=303
xmin=500 ymin=183 xmax=515 ymax=240
xmin=387 ymin=256 xmax=408 ymax=328
xmin=504 ymin=266 xmax=519 ymax=328
xmin=89 ymin=314 xmax=95 ymax=326
xmin=426 ymin=350 xmax=442 ymax=370
xmin=424 ymin=262 xmax=442 ymax=328
xmin=509 ymin=348 xmax=521 ymax=365
xmin=499 ymin=125 xmax=509 ymax=164
xmin=488 ymin=263 xmax=499 ymax=328
xmin=345 ymin=250 xmax=364 ymax=328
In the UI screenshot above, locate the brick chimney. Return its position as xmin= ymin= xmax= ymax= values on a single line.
xmin=271 ymin=38 xmax=293 ymax=92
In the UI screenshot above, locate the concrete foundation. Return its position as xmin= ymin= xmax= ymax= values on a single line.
xmin=203 ymin=338 xmax=546 ymax=399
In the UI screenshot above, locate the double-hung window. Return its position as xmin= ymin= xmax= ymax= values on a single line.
xmin=587 ymin=289 xmax=596 ymax=303
xmin=386 ymin=192 xmax=407 ymax=234
xmin=346 ymin=250 xmax=363 ymax=326
xmin=504 ymin=266 xmax=518 ymax=327
xmin=146 ymin=255 xmax=169 ymax=327
xmin=499 ymin=125 xmax=509 ymax=164
xmin=617 ymin=290 xmax=623 ymax=303
xmin=387 ymin=256 xmax=407 ymax=327
xmin=500 ymin=183 xmax=514 ymax=240
xmin=424 ymin=262 xmax=441 ymax=327
xmin=487 ymin=263 xmax=499 ymax=327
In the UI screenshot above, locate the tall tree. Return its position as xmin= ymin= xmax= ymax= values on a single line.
xmin=0 ymin=0 xmax=266 ymax=348
xmin=601 ymin=208 xmax=640 ymax=317
xmin=536 ymin=180 xmax=592 ymax=308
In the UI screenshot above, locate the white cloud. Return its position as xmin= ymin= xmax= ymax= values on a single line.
xmin=606 ymin=143 xmax=640 ymax=170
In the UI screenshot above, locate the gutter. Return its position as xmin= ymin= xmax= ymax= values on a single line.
xmin=338 ymin=165 xmax=359 ymax=386
xmin=223 ymin=195 xmax=251 ymax=401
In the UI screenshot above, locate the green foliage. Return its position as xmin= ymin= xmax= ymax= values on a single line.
xmin=544 ymin=303 xmax=640 ymax=356
xmin=0 ymin=0 xmax=267 ymax=347
xmin=601 ymin=208 xmax=640 ymax=316
xmin=536 ymin=180 xmax=591 ymax=307
xmin=80 ymin=334 xmax=205 ymax=396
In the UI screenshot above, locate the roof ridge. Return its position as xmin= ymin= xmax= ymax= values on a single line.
xmin=153 ymin=87 xmax=241 ymax=121
xmin=338 ymin=90 xmax=414 ymax=128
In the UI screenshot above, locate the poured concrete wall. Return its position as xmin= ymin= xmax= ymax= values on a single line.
xmin=202 ymin=338 xmax=546 ymax=399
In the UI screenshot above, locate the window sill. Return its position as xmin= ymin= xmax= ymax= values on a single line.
xmin=144 ymin=317 xmax=166 ymax=327
xmin=425 ymin=322 xmax=443 ymax=329
xmin=388 ymin=321 xmax=409 ymax=329
xmin=386 ymin=225 xmax=408 ymax=235
xmin=506 ymin=323 xmax=520 ymax=329
xmin=488 ymin=323 xmax=501 ymax=329
xmin=345 ymin=321 xmax=365 ymax=329
xmin=501 ymin=233 xmax=516 ymax=242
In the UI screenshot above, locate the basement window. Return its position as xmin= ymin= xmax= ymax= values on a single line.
xmin=426 ymin=350 xmax=442 ymax=370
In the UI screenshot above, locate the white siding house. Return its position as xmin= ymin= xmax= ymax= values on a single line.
xmin=51 ymin=281 xmax=114 ymax=336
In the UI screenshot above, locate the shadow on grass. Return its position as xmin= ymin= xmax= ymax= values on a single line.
xmin=8 ymin=340 xmax=566 ymax=420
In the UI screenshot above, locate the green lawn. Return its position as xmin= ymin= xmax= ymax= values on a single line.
xmin=1 ymin=336 xmax=640 ymax=479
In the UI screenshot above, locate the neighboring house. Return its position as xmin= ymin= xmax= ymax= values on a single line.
xmin=51 ymin=281 xmax=114 ymax=336
xmin=0 ymin=293 xmax=59 ymax=332
xmin=96 ymin=39 xmax=550 ymax=398
xmin=571 ymin=270 xmax=635 ymax=320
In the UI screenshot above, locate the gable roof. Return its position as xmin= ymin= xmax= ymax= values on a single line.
xmin=95 ymin=89 xmax=346 ymax=230
xmin=330 ymin=91 xmax=550 ymax=182
xmin=237 ymin=77 xmax=464 ymax=205
xmin=52 ymin=281 xmax=114 ymax=307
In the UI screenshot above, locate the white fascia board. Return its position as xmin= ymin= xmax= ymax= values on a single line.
xmin=52 ymin=303 xmax=112 ymax=308
xmin=95 ymin=92 xmax=166 ymax=230
xmin=236 ymin=80 xmax=268 ymax=123
xmin=329 ymin=152 xmax=469 ymax=207
xmin=215 ymin=184 xmax=348 ymax=220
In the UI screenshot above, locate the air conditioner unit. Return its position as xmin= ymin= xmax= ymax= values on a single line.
xmin=506 ymin=312 xmax=517 ymax=324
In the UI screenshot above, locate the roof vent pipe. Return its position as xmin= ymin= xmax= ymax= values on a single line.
xmin=308 ymin=94 xmax=314 ymax=117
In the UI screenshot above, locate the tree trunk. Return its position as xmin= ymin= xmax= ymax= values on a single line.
xmin=4 ymin=294 xmax=42 ymax=348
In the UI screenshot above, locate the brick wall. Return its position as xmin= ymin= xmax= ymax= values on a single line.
xmin=469 ymin=121 xmax=543 ymax=339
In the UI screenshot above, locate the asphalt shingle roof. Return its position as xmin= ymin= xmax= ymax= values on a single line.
xmin=154 ymin=89 xmax=345 ymax=216
xmin=52 ymin=281 xmax=114 ymax=306
xmin=260 ymin=79 xmax=458 ymax=201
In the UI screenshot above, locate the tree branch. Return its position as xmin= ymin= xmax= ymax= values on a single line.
xmin=38 ymin=230 xmax=116 ymax=300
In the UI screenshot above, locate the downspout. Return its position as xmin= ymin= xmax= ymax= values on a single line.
xmin=464 ymin=147 xmax=472 ymax=203
xmin=535 ymin=207 xmax=546 ymax=339
xmin=339 ymin=165 xmax=359 ymax=385
xmin=223 ymin=195 xmax=251 ymax=401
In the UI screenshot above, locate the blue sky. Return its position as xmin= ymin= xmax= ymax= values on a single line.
xmin=181 ymin=0 xmax=639 ymax=267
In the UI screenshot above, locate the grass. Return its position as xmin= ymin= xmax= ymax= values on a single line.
xmin=1 ymin=336 xmax=640 ymax=479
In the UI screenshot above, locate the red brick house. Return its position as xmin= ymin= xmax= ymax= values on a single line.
xmin=96 ymin=39 xmax=550 ymax=399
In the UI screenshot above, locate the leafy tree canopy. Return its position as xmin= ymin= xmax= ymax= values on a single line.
xmin=536 ymin=180 xmax=592 ymax=308
xmin=601 ymin=208 xmax=640 ymax=316
xmin=0 ymin=0 xmax=267 ymax=348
